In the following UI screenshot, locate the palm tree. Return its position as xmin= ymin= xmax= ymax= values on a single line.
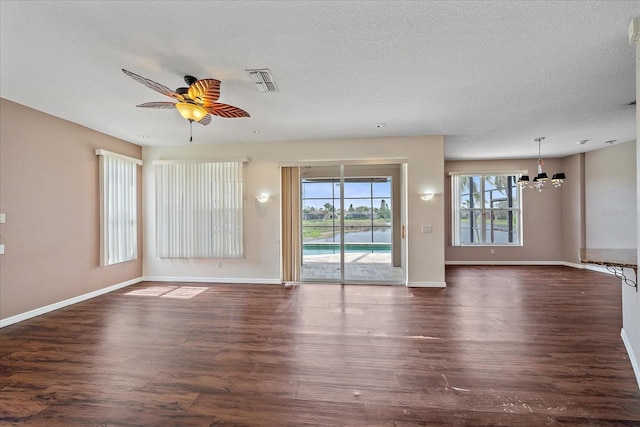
xmin=459 ymin=176 xmax=482 ymax=243
xmin=460 ymin=175 xmax=516 ymax=244
xmin=323 ymin=202 xmax=334 ymax=220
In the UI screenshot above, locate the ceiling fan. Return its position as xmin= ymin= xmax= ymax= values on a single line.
xmin=122 ymin=68 xmax=249 ymax=140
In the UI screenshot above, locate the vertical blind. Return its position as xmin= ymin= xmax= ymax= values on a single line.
xmin=155 ymin=160 xmax=245 ymax=258
xmin=280 ymin=167 xmax=301 ymax=282
xmin=96 ymin=149 xmax=141 ymax=266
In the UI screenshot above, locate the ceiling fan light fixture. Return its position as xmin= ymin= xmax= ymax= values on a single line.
xmin=175 ymin=102 xmax=208 ymax=122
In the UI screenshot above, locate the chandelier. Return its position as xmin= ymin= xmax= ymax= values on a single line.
xmin=517 ymin=137 xmax=566 ymax=191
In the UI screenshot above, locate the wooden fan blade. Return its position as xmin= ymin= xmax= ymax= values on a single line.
xmin=136 ymin=101 xmax=176 ymax=109
xmin=187 ymin=79 xmax=221 ymax=106
xmin=205 ymin=102 xmax=250 ymax=118
xmin=198 ymin=114 xmax=212 ymax=126
xmin=122 ymin=69 xmax=182 ymax=100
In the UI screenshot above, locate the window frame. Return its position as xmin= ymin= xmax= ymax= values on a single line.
xmin=451 ymin=173 xmax=523 ymax=247
xmin=96 ymin=149 xmax=142 ymax=266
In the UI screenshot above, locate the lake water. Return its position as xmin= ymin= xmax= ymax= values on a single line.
xmin=306 ymin=229 xmax=391 ymax=243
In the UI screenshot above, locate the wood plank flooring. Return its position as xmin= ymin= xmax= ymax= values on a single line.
xmin=1 ymin=266 xmax=639 ymax=426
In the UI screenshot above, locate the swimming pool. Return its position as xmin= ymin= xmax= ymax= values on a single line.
xmin=303 ymin=243 xmax=391 ymax=255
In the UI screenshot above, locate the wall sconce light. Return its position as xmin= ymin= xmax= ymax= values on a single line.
xmin=420 ymin=193 xmax=434 ymax=201
xmin=255 ymin=194 xmax=270 ymax=203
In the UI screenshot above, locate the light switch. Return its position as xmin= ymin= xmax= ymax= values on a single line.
xmin=0 ymin=213 xmax=5 ymax=224
xmin=421 ymin=225 xmax=433 ymax=233
xmin=0 ymin=244 xmax=4 ymax=255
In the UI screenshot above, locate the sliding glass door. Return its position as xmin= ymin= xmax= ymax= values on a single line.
xmin=300 ymin=165 xmax=342 ymax=282
xmin=299 ymin=164 xmax=404 ymax=284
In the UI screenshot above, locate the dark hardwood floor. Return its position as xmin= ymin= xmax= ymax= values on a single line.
xmin=1 ymin=266 xmax=639 ymax=426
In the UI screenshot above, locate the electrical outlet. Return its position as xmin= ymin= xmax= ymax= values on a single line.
xmin=491 ymin=249 xmax=495 ymax=254
xmin=217 ymin=262 xmax=222 ymax=268
xmin=421 ymin=225 xmax=433 ymax=233
xmin=0 ymin=213 xmax=5 ymax=224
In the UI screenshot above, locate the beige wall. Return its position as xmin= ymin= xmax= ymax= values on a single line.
xmin=0 ymin=98 xmax=143 ymax=320
xmin=142 ymin=136 xmax=446 ymax=286
xmin=445 ymin=149 xmax=637 ymax=265
xmin=445 ymin=158 xmax=564 ymax=263
xmin=585 ymin=141 xmax=637 ymax=248
xmin=560 ymin=153 xmax=586 ymax=265
xmin=583 ymin=137 xmax=638 ymax=388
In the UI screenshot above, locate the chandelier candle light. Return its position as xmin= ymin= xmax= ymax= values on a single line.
xmin=517 ymin=137 xmax=566 ymax=191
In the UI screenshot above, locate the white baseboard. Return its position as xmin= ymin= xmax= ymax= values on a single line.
xmin=563 ymin=261 xmax=587 ymax=269
xmin=581 ymin=264 xmax=612 ymax=275
xmin=444 ymin=260 xmax=614 ymax=275
xmin=445 ymin=260 xmax=566 ymax=266
xmin=408 ymin=281 xmax=446 ymax=288
xmin=621 ymin=328 xmax=640 ymax=391
xmin=0 ymin=277 xmax=143 ymax=328
xmin=143 ymin=276 xmax=282 ymax=285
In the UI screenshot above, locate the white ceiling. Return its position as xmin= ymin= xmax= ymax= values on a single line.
xmin=1 ymin=1 xmax=638 ymax=160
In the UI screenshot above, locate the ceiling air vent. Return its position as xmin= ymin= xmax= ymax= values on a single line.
xmin=246 ymin=69 xmax=278 ymax=93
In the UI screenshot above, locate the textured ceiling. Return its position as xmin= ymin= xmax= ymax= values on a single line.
xmin=1 ymin=1 xmax=638 ymax=160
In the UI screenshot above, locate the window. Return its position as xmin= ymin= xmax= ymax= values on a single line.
xmin=451 ymin=174 xmax=522 ymax=246
xmin=301 ymin=177 xmax=392 ymax=246
xmin=155 ymin=160 xmax=245 ymax=258
xmin=343 ymin=178 xmax=392 ymax=244
xmin=96 ymin=149 xmax=142 ymax=266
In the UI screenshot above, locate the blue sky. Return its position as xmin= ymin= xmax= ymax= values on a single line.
xmin=302 ymin=180 xmax=391 ymax=209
